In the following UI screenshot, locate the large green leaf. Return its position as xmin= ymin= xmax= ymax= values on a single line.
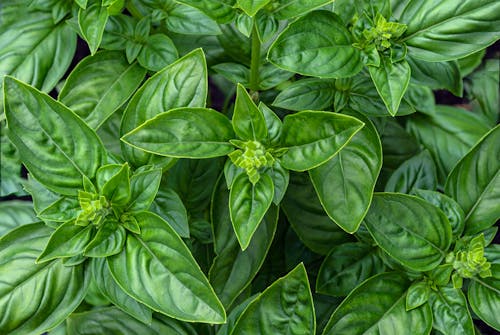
xmin=0 ymin=126 xmax=25 ymax=196
xmin=90 ymin=257 xmax=152 ymax=324
xmin=120 ymin=49 xmax=208 ymax=167
xmin=175 ymin=0 xmax=236 ymax=23
xmin=59 ymin=51 xmax=146 ymax=130
xmin=0 ymin=223 xmax=87 ymax=335
xmin=166 ymin=4 xmax=221 ymax=35
xmin=107 ymin=212 xmax=226 ymax=323
xmin=368 ymin=58 xmax=411 ymax=116
xmin=400 ymin=0 xmax=500 ymax=61
xmin=0 ymin=5 xmax=76 ymax=110
xmin=271 ymin=0 xmax=335 ymax=19
xmin=229 ymin=173 xmax=274 ymax=250
xmin=66 ymin=307 xmax=195 ymax=335
xmin=237 ymin=0 xmax=271 ymax=16
xmin=0 ymin=201 xmax=37 ymax=236
xmin=445 ymin=124 xmax=500 ymax=234
xmin=280 ymin=111 xmax=364 ymax=171
xmin=122 ymin=108 xmax=235 ymax=159
xmin=468 ymin=59 xmax=500 ymax=126
xmin=231 ymin=263 xmax=316 ymax=334
xmin=210 ymin=176 xmax=278 ymax=308
xmin=316 ymin=242 xmax=385 ymax=297
xmin=407 ymin=105 xmax=490 ymax=183
xmin=4 ymin=77 xmax=106 ymax=196
xmin=268 ymin=11 xmax=363 ymax=78
xmin=137 ymin=34 xmax=178 ymax=72
xmin=384 ymin=149 xmax=437 ymax=194
xmin=233 ymin=84 xmax=267 ymax=141
xmin=468 ymin=264 xmax=500 ymax=331
xmin=364 ymin=193 xmax=452 ymax=272
xmin=282 ymin=172 xmax=353 ymax=255
xmin=310 ymin=111 xmax=381 ymax=233
xmin=272 ymin=78 xmax=335 ymax=112
xmin=429 ymin=287 xmax=475 ymax=335
xmin=322 ymin=272 xmax=432 ymax=335
xmin=149 ymin=188 xmax=190 ymax=238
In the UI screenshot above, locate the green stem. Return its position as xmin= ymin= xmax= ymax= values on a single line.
xmin=249 ymin=22 xmax=261 ymax=93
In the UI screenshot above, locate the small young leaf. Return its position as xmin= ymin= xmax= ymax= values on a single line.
xmin=101 ymin=163 xmax=131 ymax=206
xmin=229 ymin=172 xmax=274 ymax=250
xmin=128 ymin=167 xmax=162 ymax=212
xmin=280 ymin=111 xmax=364 ymax=171
xmin=84 ymin=221 xmax=126 ymax=257
xmin=237 ymin=0 xmax=271 ymax=17
xmin=78 ymin=2 xmax=108 ymax=55
xmin=406 ymin=281 xmax=431 ymax=310
xmin=138 ymin=34 xmax=178 ymax=72
xmin=233 ymin=84 xmax=268 ymax=141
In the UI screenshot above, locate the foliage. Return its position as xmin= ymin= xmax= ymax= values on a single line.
xmin=0 ymin=0 xmax=499 ymax=334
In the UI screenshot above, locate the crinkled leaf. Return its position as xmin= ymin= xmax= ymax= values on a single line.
xmin=166 ymin=4 xmax=221 ymax=35
xmin=406 ymin=281 xmax=431 ymax=310
xmin=280 ymin=110 xmax=364 ymax=171
xmin=4 ymin=77 xmax=105 ymax=196
xmin=231 ymin=263 xmax=316 ymax=335
xmin=84 ymin=222 xmax=125 ymax=257
xmin=310 ymin=111 xmax=381 ymax=233
xmin=0 ymin=201 xmax=37 ymax=236
xmin=138 ymin=34 xmax=178 ymax=72
xmin=273 ymin=78 xmax=335 ymax=112
xmin=268 ymin=11 xmax=362 ymax=78
xmin=175 ymin=0 xmax=236 ymax=23
xmin=445 ymin=124 xmax=500 ymax=234
xmin=364 ymin=193 xmax=452 ymax=272
xmin=107 ymin=211 xmax=226 ymax=323
xmin=429 ymin=286 xmax=475 ymax=335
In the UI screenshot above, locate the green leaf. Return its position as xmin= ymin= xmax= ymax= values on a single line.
xmin=414 ymin=189 xmax=465 ymax=238
xmin=322 ymin=272 xmax=432 ymax=335
xmin=385 ymin=150 xmax=437 ymax=194
xmin=273 ymin=78 xmax=335 ymax=112
xmin=368 ymin=58 xmax=411 ymax=116
xmin=265 ymin=162 xmax=289 ymax=204
xmin=407 ymin=105 xmax=490 ymax=184
xmin=406 ymin=281 xmax=431 ymax=310
xmin=210 ymin=176 xmax=278 ymax=308
xmin=468 ymin=264 xmax=500 ymax=331
xmin=150 ymin=188 xmax=190 ymax=238
xmin=0 ymin=6 xmax=76 ymax=109
xmin=212 ymin=63 xmax=250 ymax=86
xmin=272 ymin=0 xmax=335 ymax=19
xmin=407 ymin=56 xmax=462 ymax=97
xmin=229 ymin=172 xmax=274 ymax=250
xmin=107 ymin=211 xmax=226 ymax=323
xmin=458 ymin=49 xmax=486 ymax=77
xmin=468 ymin=59 xmax=500 ymax=126
xmin=268 ymin=11 xmax=363 ymax=78
xmin=231 ymin=263 xmax=316 ymax=334
xmin=280 ymin=110 xmax=364 ymax=171
xmin=364 ymin=193 xmax=452 ymax=272
xmin=258 ymin=103 xmax=282 ymax=147
xmin=215 ymin=295 xmax=257 ymax=335
xmin=237 ymin=0 xmax=271 ymax=16
xmin=84 ymin=222 xmax=125 ymax=257
xmin=166 ymin=4 xmax=221 ymax=35
xmin=120 ymin=49 xmax=208 ymax=167
xmin=122 ymin=108 xmax=234 ymax=159
xmin=58 ymin=51 xmax=146 ymax=130
xmin=90 ymin=257 xmax=152 ymax=324
xmin=67 ymin=307 xmax=192 ymax=335
xmin=445 ymin=124 xmax=500 ymax=234
xmin=258 ymin=63 xmax=294 ymax=91
xmin=316 ymin=242 xmax=385 ymax=297
xmin=126 ymin=167 xmax=161 ymax=212
xmin=429 ymin=287 xmax=475 ymax=335
xmin=38 ymin=196 xmax=80 ymax=222
xmin=309 ymin=111 xmax=381 ymax=233
xmin=0 ymin=201 xmax=37 ymax=236
xmin=233 ymin=84 xmax=268 ymax=141
xmin=0 ymin=223 xmax=87 ymax=335
xmin=401 ymin=0 xmax=500 ymax=61
xmin=78 ymin=2 xmax=108 ymax=55
xmin=37 ymin=220 xmax=94 ymax=263
xmin=138 ymin=34 xmax=178 ymax=72
xmin=175 ymin=0 xmax=236 ymax=23
xmin=100 ymin=163 xmax=131 ymax=206
xmin=4 ymin=77 xmax=106 ymax=196
xmin=282 ymin=172 xmax=353 ymax=255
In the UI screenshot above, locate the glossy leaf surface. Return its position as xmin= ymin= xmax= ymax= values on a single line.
xmin=364 ymin=193 xmax=452 ymax=271
xmin=468 ymin=264 xmax=500 ymax=331
xmin=233 ymin=84 xmax=267 ymax=141
xmin=280 ymin=111 xmax=364 ymax=171
xmin=429 ymin=287 xmax=475 ymax=335
xmin=0 ymin=201 xmax=37 ymax=236
xmin=108 ymin=212 xmax=226 ymax=323
xmin=310 ymin=112 xmax=381 ymax=233
xmin=4 ymin=77 xmax=105 ymax=196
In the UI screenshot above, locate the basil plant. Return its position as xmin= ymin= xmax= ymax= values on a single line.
xmin=0 ymin=0 xmax=499 ymax=334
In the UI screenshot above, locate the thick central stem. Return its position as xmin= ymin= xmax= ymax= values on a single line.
xmin=249 ymin=22 xmax=261 ymax=94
